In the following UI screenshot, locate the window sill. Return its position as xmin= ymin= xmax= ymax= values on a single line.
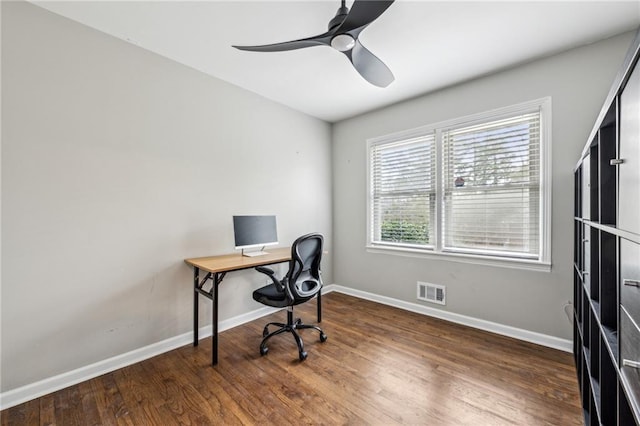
xmin=365 ymin=245 xmax=552 ymax=272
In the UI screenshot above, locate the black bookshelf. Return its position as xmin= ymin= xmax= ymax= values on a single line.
xmin=574 ymin=29 xmax=640 ymax=426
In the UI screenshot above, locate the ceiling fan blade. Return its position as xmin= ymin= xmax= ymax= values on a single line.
xmin=233 ymin=32 xmax=332 ymax=52
xmin=337 ymin=0 xmax=395 ymax=34
xmin=347 ymin=39 xmax=394 ymax=87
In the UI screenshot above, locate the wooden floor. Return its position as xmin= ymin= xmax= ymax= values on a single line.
xmin=1 ymin=292 xmax=582 ymax=425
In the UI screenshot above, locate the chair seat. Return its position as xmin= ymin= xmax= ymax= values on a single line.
xmin=252 ymin=283 xmax=289 ymax=308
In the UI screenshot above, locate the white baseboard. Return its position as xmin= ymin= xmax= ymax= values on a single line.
xmin=0 ymin=284 xmax=571 ymax=410
xmin=0 ymin=305 xmax=279 ymax=410
xmin=329 ymin=284 xmax=573 ymax=353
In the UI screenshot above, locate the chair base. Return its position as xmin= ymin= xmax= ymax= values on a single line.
xmin=260 ymin=307 xmax=327 ymax=361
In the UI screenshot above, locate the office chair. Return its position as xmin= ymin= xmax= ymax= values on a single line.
xmin=253 ymin=233 xmax=327 ymax=361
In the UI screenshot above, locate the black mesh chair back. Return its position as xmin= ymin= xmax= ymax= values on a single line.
xmin=286 ymin=233 xmax=323 ymax=304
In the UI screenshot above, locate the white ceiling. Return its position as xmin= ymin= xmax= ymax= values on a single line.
xmin=33 ymin=1 xmax=640 ymax=122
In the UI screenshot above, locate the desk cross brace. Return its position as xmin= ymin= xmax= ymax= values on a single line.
xmin=195 ymin=271 xmax=226 ymax=300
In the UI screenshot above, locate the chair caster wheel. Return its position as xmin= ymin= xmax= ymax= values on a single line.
xmin=299 ymin=351 xmax=307 ymax=361
xmin=320 ymin=333 xmax=328 ymax=343
xmin=262 ymin=327 xmax=269 ymax=337
xmin=260 ymin=346 xmax=268 ymax=356
xmin=295 ymin=318 xmax=302 ymax=326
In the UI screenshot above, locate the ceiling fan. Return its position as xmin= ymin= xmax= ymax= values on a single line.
xmin=232 ymin=0 xmax=395 ymax=88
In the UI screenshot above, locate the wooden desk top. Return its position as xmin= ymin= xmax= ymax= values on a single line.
xmin=184 ymin=247 xmax=291 ymax=274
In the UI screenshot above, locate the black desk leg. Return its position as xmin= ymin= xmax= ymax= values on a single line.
xmin=212 ymin=272 xmax=220 ymax=366
xmin=317 ymin=290 xmax=322 ymax=323
xmin=193 ymin=267 xmax=199 ymax=347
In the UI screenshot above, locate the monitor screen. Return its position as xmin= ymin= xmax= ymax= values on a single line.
xmin=233 ymin=215 xmax=278 ymax=250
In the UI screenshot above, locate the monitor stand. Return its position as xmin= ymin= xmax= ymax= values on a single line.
xmin=242 ymin=247 xmax=269 ymax=257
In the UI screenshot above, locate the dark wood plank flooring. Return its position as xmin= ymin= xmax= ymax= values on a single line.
xmin=1 ymin=292 xmax=582 ymax=425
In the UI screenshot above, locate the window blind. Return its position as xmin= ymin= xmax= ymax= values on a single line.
xmin=370 ymin=135 xmax=436 ymax=247
xmin=442 ymin=111 xmax=541 ymax=258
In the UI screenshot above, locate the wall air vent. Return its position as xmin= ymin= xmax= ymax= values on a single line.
xmin=417 ymin=282 xmax=446 ymax=305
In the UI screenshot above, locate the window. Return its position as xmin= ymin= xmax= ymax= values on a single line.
xmin=367 ymin=98 xmax=551 ymax=268
xmin=370 ymin=134 xmax=436 ymax=248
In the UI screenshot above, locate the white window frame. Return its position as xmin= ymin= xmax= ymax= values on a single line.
xmin=366 ymin=98 xmax=552 ymax=271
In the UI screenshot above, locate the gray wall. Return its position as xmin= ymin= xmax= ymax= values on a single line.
xmin=1 ymin=1 xmax=332 ymax=391
xmin=332 ymin=31 xmax=635 ymax=340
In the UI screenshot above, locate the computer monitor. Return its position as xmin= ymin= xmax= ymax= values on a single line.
xmin=233 ymin=215 xmax=278 ymax=257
